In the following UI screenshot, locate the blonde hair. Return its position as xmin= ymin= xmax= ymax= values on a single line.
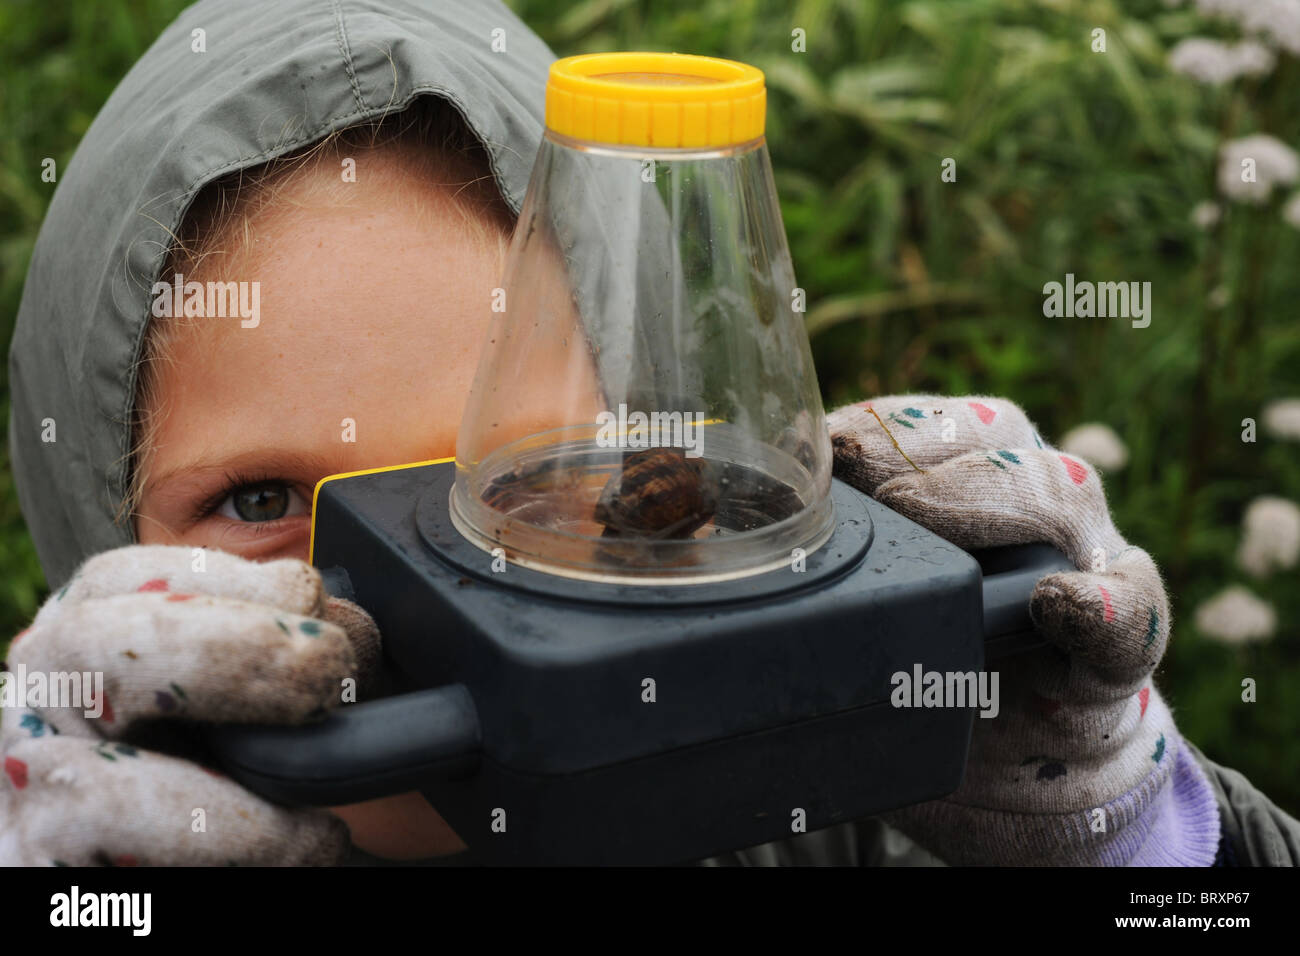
xmin=121 ymin=99 xmax=515 ymax=529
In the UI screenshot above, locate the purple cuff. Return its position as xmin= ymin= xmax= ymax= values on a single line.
xmin=1099 ymin=739 xmax=1222 ymax=866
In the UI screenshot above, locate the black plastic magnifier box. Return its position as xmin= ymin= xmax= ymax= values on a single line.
xmin=207 ymin=459 xmax=1072 ymax=865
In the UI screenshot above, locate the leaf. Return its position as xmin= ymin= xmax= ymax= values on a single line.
xmin=805 ymin=284 xmax=985 ymax=337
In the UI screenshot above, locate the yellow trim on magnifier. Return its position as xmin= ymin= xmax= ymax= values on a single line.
xmin=307 ymin=422 xmax=728 ymax=562
xmin=308 ymin=457 xmax=454 ymax=565
xmin=600 ymin=417 xmax=727 ymax=441
xmin=545 ymin=52 xmax=765 ymax=149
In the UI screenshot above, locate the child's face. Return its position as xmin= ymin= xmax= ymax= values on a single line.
xmin=134 ymin=156 xmax=509 ymax=858
xmin=135 ymin=163 xmax=503 ymax=561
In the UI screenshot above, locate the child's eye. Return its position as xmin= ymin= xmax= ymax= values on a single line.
xmin=216 ymin=482 xmax=310 ymax=523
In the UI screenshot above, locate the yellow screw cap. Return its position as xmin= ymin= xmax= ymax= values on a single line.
xmin=545 ymin=52 xmax=765 ymax=149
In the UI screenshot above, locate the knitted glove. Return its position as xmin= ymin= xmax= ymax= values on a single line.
xmin=828 ymin=396 xmax=1221 ymax=866
xmin=0 ymin=545 xmax=380 ymax=866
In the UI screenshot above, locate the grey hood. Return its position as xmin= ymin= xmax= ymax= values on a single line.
xmin=8 ymin=0 xmax=556 ymax=588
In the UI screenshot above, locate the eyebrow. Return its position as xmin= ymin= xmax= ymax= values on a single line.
xmin=147 ymin=448 xmax=342 ymax=492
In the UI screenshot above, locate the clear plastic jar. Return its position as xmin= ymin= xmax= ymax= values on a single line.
xmin=451 ymin=53 xmax=834 ymax=584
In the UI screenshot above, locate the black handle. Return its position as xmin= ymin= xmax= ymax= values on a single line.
xmin=205 ymin=544 xmax=1075 ymax=807
xmin=204 ymin=683 xmax=481 ymax=806
xmin=975 ymin=543 xmax=1076 ymax=659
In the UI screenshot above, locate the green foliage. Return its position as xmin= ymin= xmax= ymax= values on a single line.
xmin=1 ymin=0 xmax=1297 ymax=813
xmin=1 ymin=0 xmax=203 ymax=657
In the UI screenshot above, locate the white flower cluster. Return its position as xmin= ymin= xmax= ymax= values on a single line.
xmin=1237 ymin=496 xmax=1300 ymax=576
xmin=1263 ymin=398 xmax=1300 ymax=439
xmin=1190 ymin=200 xmax=1221 ymax=229
xmin=1194 ymin=0 xmax=1300 ymax=56
xmin=1058 ymin=423 xmax=1129 ymax=471
xmin=1218 ymin=134 xmax=1300 ymax=202
xmin=1284 ymin=192 xmax=1300 ymax=228
xmin=1194 ymin=585 xmax=1277 ymax=644
xmin=1169 ymin=38 xmax=1275 ymax=83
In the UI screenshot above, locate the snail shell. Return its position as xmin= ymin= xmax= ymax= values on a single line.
xmin=595 ymin=448 xmax=718 ymax=539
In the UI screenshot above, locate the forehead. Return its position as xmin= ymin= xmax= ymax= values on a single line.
xmin=140 ymin=169 xmax=509 ymax=484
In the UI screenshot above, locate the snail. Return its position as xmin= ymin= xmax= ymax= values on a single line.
xmin=480 ymin=445 xmax=801 ymax=552
xmin=594 ymin=448 xmax=719 ymax=539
